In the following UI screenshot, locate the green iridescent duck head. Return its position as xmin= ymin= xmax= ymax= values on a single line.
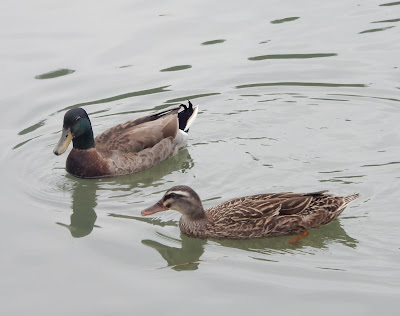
xmin=53 ymin=108 xmax=95 ymax=155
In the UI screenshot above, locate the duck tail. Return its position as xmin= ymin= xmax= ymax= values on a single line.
xmin=342 ymin=193 xmax=360 ymax=208
xmin=178 ymin=100 xmax=199 ymax=132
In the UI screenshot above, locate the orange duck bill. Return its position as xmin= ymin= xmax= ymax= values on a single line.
xmin=141 ymin=200 xmax=168 ymax=216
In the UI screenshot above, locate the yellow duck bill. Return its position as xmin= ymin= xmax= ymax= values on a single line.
xmin=53 ymin=128 xmax=73 ymax=155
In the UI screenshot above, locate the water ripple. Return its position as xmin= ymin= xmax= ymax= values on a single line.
xmin=165 ymin=92 xmax=220 ymax=103
xmin=379 ymin=1 xmax=400 ymax=6
xmin=328 ymin=93 xmax=400 ymax=103
xmin=35 ymin=68 xmax=75 ymax=80
xmin=13 ymin=135 xmax=42 ymax=150
xmin=372 ymin=18 xmax=400 ymax=23
xmin=248 ymin=53 xmax=337 ymax=61
xmin=359 ymin=26 xmax=395 ymax=34
xmin=18 ymin=120 xmax=45 ymax=135
xmin=236 ymin=82 xmax=367 ymax=89
xmin=361 ymin=161 xmax=400 ymax=168
xmin=160 ymin=65 xmax=192 ymax=72
xmin=64 ymin=86 xmax=171 ymax=110
xmin=319 ymin=175 xmax=365 ymax=185
xmin=201 ymin=39 xmax=226 ymax=45
xmin=270 ymin=17 xmax=299 ymax=24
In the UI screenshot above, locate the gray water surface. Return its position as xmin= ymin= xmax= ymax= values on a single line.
xmin=1 ymin=1 xmax=399 ymax=315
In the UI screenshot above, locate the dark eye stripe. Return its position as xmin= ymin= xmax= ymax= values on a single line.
xmin=164 ymin=193 xmax=176 ymax=200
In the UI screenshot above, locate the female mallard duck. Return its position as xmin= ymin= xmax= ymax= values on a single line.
xmin=53 ymin=102 xmax=198 ymax=178
xmin=141 ymin=185 xmax=359 ymax=239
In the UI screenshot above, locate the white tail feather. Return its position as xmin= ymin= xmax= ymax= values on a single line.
xmin=184 ymin=105 xmax=199 ymax=132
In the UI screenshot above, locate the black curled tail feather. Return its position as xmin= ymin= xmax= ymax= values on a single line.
xmin=178 ymin=100 xmax=196 ymax=131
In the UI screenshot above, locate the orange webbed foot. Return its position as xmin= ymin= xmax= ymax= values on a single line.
xmin=289 ymin=231 xmax=309 ymax=245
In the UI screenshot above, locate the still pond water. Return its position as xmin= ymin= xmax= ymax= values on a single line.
xmin=1 ymin=0 xmax=400 ymax=315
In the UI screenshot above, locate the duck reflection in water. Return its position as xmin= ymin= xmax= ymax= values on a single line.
xmin=57 ymin=149 xmax=194 ymax=238
xmin=111 ymin=212 xmax=357 ymax=271
xmin=142 ymin=233 xmax=207 ymax=271
xmin=108 ymin=211 xmax=207 ymax=271
xmin=214 ymin=219 xmax=358 ymax=252
xmin=56 ymin=179 xmax=99 ymax=238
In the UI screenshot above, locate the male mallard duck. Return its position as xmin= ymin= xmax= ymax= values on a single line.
xmin=141 ymin=185 xmax=359 ymax=239
xmin=53 ymin=102 xmax=198 ymax=178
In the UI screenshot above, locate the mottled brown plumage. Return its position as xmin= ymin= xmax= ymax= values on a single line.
xmin=141 ymin=185 xmax=359 ymax=239
xmin=53 ymin=102 xmax=198 ymax=178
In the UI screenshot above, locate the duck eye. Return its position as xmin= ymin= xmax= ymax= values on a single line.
xmin=76 ymin=116 xmax=81 ymax=122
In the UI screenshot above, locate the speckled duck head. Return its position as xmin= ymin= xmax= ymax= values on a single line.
xmin=141 ymin=185 xmax=206 ymax=220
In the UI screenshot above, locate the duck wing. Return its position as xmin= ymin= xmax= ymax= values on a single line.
xmin=208 ymin=191 xmax=329 ymax=223
xmin=95 ymin=108 xmax=180 ymax=153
